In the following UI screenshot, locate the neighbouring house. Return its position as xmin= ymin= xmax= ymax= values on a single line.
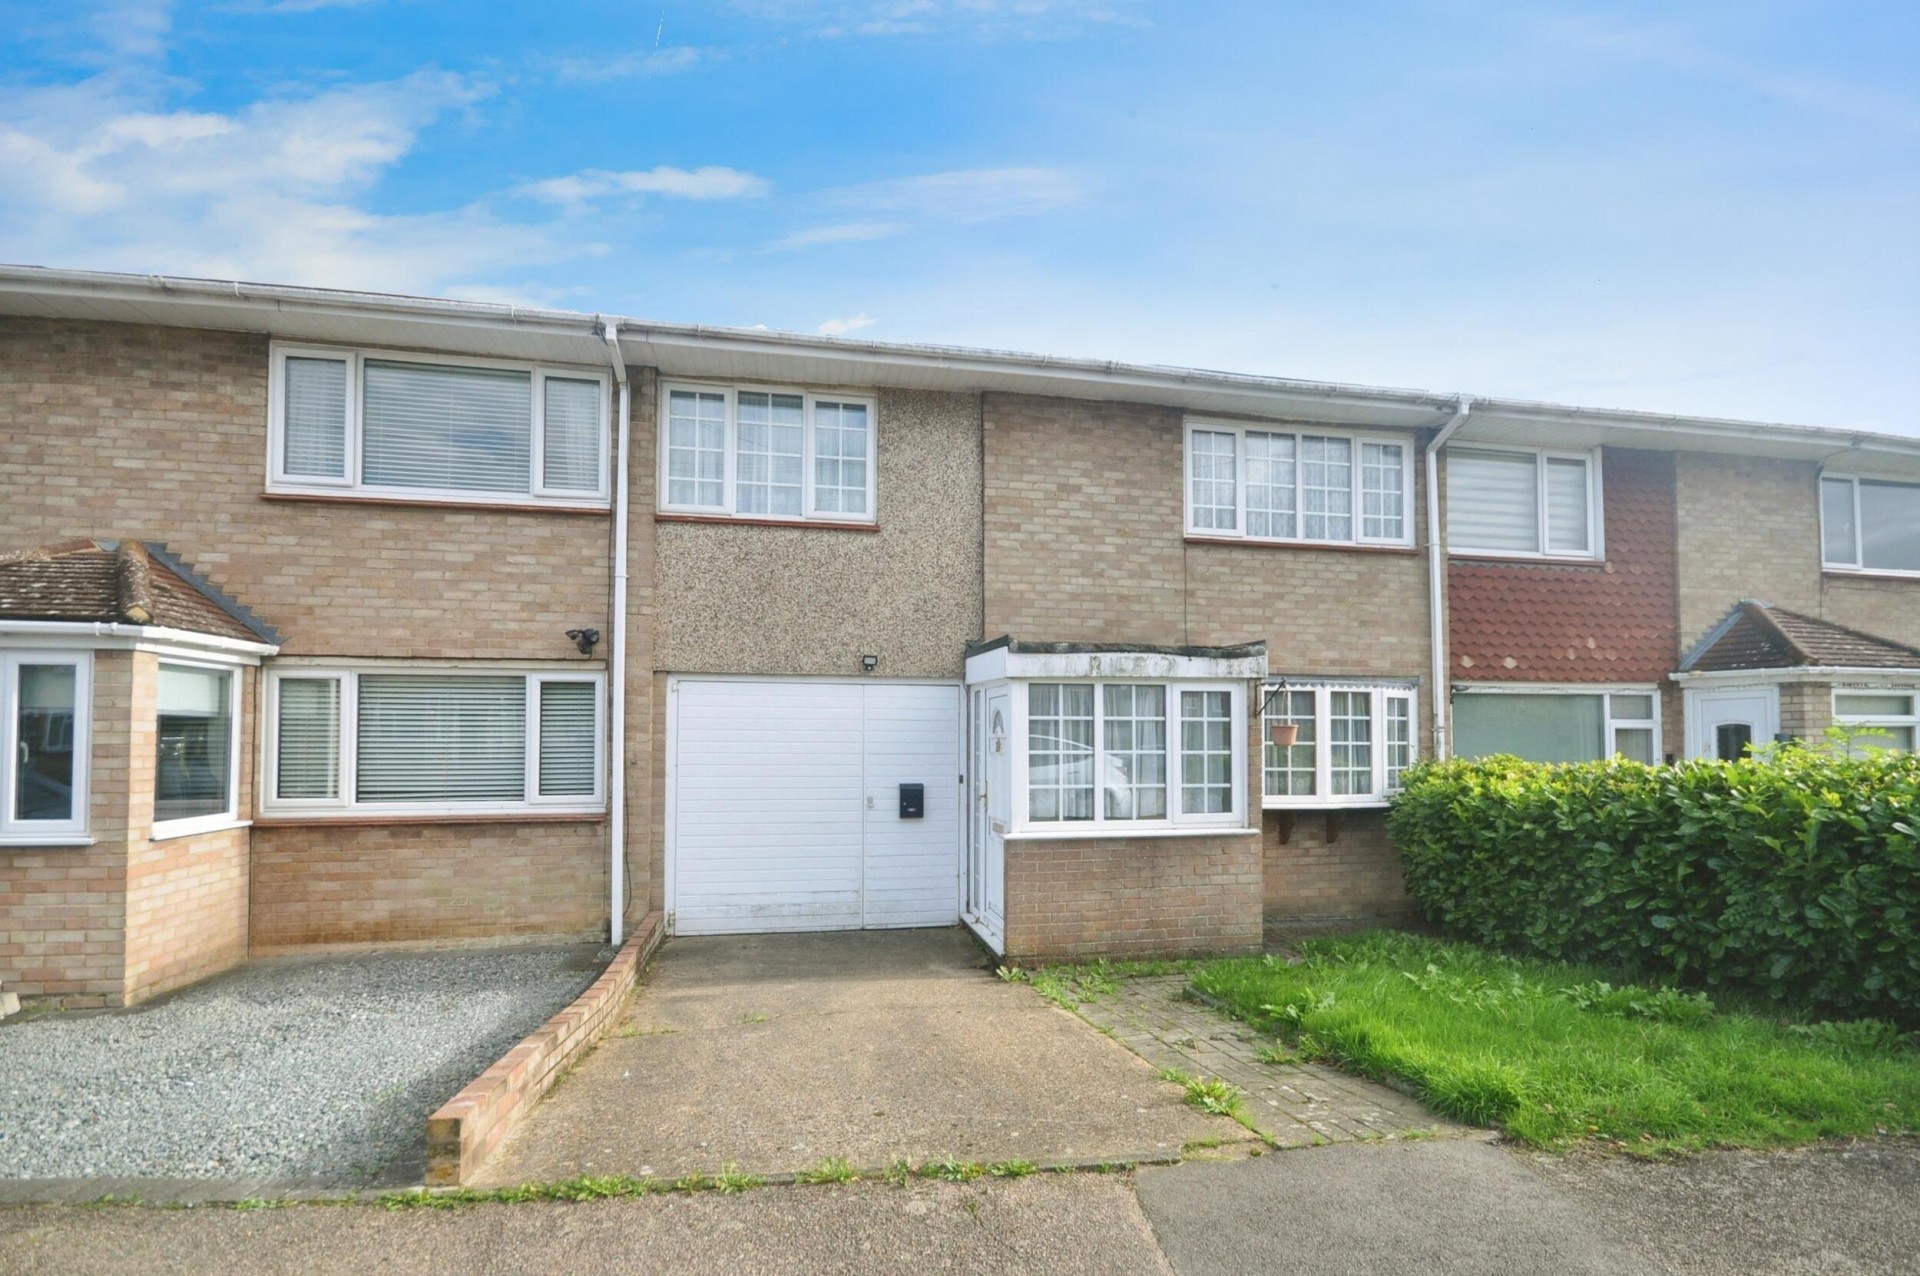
xmin=2 ymin=264 xmax=1917 ymax=1005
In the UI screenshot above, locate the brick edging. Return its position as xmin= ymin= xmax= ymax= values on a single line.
xmin=425 ymin=911 xmax=665 ymax=1186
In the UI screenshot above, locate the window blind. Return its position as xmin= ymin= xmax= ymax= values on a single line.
xmin=276 ymin=677 xmax=340 ymax=800
xmin=541 ymin=377 xmax=603 ymax=493
xmin=1821 ymin=478 xmax=1858 ymax=565
xmin=155 ymin=665 xmax=232 ymax=821
xmin=283 ymin=356 xmax=349 ymax=479
xmin=362 ymin=360 xmax=531 ymax=494
xmin=538 ymin=681 xmax=597 ymax=797
xmin=1454 ymin=693 xmax=1604 ymax=764
xmin=1545 ymin=457 xmax=1590 ymax=554
xmin=1448 ymin=449 xmax=1539 ymax=553
xmin=356 ymin=675 xmax=525 ymax=802
xmin=1860 ymin=480 xmax=1920 ymax=572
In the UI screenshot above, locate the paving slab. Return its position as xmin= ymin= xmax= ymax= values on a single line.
xmin=1137 ymin=1137 xmax=1661 ymax=1276
xmin=474 ymin=928 xmax=1242 ymax=1185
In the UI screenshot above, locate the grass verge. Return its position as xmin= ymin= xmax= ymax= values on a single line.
xmin=1191 ymin=931 xmax=1920 ymax=1155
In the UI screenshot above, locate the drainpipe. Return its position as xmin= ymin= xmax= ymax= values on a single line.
xmin=601 ymin=319 xmax=631 ymax=945
xmin=1425 ymin=396 xmax=1471 ymax=760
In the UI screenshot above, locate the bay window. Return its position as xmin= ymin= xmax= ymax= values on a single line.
xmin=154 ymin=662 xmax=238 ymax=835
xmin=1452 ymin=686 xmax=1659 ymax=764
xmin=0 ymin=652 xmax=91 ymax=843
xmin=1184 ymin=421 xmax=1413 ymax=547
xmin=1822 ymin=475 xmax=1920 ymax=575
xmin=1834 ymin=690 xmax=1918 ymax=754
xmin=1261 ymin=681 xmax=1417 ymax=807
xmin=269 ymin=345 xmax=611 ymax=506
xmin=263 ymin=668 xmax=604 ymax=816
xmin=660 ymin=382 xmax=877 ymax=523
xmin=1448 ymin=447 xmax=1600 ymax=559
xmin=1021 ymin=680 xmax=1244 ymax=830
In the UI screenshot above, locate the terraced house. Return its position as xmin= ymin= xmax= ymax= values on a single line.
xmin=3 ymin=264 xmax=1918 ymax=1006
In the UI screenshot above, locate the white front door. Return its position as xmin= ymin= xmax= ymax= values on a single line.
xmin=1685 ymin=685 xmax=1780 ymax=761
xmin=965 ymin=686 xmax=1010 ymax=952
xmin=668 ymin=678 xmax=962 ymax=935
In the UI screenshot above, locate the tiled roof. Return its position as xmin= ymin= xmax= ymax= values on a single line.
xmin=0 ymin=539 xmax=277 ymax=644
xmin=1683 ymin=601 xmax=1920 ymax=672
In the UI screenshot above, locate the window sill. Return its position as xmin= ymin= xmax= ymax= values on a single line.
xmin=1185 ymin=536 xmax=1416 ymax=555
xmin=655 ymin=512 xmax=880 ymax=533
xmin=0 ymin=835 xmax=95 ymax=850
xmin=253 ymin=810 xmax=607 ymax=829
xmin=1449 ymin=550 xmax=1604 ymax=567
xmin=1823 ymin=567 xmax=1920 ymax=583
xmin=151 ymin=818 xmax=250 ymax=844
xmin=1004 ymin=825 xmax=1260 ymax=841
xmin=263 ymin=490 xmax=610 ymax=516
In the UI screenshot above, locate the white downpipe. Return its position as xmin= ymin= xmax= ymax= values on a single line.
xmin=602 ymin=320 xmax=631 ymax=946
xmin=1425 ymin=396 xmax=1472 ymax=760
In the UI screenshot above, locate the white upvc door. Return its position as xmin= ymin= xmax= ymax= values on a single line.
xmin=1685 ymin=685 xmax=1780 ymax=761
xmin=667 ymin=677 xmax=961 ymax=936
xmin=965 ymin=685 xmax=1010 ymax=953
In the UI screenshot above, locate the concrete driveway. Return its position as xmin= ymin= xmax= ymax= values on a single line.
xmin=473 ymin=928 xmax=1240 ymax=1186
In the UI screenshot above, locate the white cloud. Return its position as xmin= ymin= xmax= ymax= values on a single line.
xmin=555 ymin=45 xmax=705 ymax=82
xmin=769 ymin=221 xmax=907 ymax=250
xmin=815 ymin=312 xmax=876 ymax=337
xmin=518 ymin=165 xmax=770 ymax=207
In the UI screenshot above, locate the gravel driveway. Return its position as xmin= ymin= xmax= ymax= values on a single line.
xmin=0 ymin=946 xmax=607 ymax=1184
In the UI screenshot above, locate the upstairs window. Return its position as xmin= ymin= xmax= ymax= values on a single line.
xmin=1184 ymin=421 xmax=1414 ymax=547
xmin=660 ymin=383 xmax=877 ymax=524
xmin=1261 ymin=681 xmax=1417 ymax=807
xmin=269 ymin=345 xmax=610 ymax=507
xmin=1448 ymin=447 xmax=1600 ymax=559
xmin=1822 ymin=476 xmax=1920 ymax=575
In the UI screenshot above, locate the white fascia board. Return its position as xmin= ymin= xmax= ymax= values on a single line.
xmin=1671 ymin=667 xmax=1920 ymax=685
xmin=0 ymin=620 xmax=275 ymax=661
xmin=997 ymin=649 xmax=1268 ymax=681
xmin=964 ymin=646 xmax=1009 ymax=685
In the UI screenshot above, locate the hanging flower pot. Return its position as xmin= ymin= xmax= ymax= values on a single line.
xmin=1269 ymin=721 xmax=1300 ymax=748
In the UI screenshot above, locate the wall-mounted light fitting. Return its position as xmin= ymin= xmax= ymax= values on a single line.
xmin=861 ymin=654 xmax=879 ymax=672
xmin=566 ymin=627 xmax=601 ymax=656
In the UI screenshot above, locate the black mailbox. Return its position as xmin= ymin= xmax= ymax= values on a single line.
xmin=898 ymin=783 xmax=925 ymax=819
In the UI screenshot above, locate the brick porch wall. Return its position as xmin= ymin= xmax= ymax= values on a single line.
xmin=1261 ymin=808 xmax=1414 ymax=923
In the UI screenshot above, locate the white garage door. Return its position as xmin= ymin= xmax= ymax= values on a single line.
xmin=668 ymin=678 xmax=962 ymax=935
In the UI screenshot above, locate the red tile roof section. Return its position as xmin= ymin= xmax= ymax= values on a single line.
xmin=1448 ymin=447 xmax=1678 ymax=682
xmin=0 ymin=539 xmax=270 ymax=643
xmin=1687 ymin=601 xmax=1920 ymax=672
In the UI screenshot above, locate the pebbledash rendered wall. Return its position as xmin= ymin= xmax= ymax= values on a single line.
xmin=0 ymin=317 xmax=616 ymax=956
xmin=981 ymin=392 xmax=1437 ymax=936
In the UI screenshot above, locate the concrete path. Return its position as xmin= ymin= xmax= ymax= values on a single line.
xmin=474 ymin=929 xmax=1240 ymax=1185
xmin=1074 ymin=974 xmax=1458 ymax=1146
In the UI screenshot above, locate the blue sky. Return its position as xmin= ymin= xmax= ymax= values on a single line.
xmin=2 ymin=1 xmax=1916 ymax=433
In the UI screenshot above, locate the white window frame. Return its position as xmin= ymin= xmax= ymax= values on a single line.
xmin=260 ymin=666 xmax=606 ymax=818
xmin=0 ymin=650 xmax=93 ymax=845
xmin=1182 ymin=419 xmax=1416 ymax=548
xmin=1260 ymin=680 xmax=1418 ymax=810
xmin=151 ymin=658 xmax=243 ymax=842
xmin=1011 ymin=679 xmax=1246 ymax=834
xmin=1450 ymin=683 xmax=1661 ymax=763
xmin=1832 ymin=687 xmax=1919 ymax=753
xmin=1447 ymin=446 xmax=1605 ymax=561
xmin=267 ymin=343 xmax=613 ymax=508
xmin=658 ymin=381 xmax=879 ymax=525
xmin=1820 ymin=473 xmax=1920 ymax=579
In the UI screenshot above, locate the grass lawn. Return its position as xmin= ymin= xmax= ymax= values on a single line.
xmin=1190 ymin=931 xmax=1920 ymax=1154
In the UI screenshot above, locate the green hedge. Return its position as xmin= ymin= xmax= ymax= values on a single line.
xmin=1388 ymin=750 xmax=1920 ymax=1022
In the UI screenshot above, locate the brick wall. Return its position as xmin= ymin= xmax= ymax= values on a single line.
xmin=1778 ymin=681 xmax=1831 ymax=740
xmin=1261 ymin=809 xmax=1414 ymax=922
xmin=1001 ymin=832 xmax=1264 ymax=960
xmin=1449 ymin=448 xmax=1678 ymax=683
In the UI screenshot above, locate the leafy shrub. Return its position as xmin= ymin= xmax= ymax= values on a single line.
xmin=1388 ymin=750 xmax=1920 ymax=1023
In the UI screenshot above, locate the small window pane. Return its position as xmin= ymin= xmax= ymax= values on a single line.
xmin=1836 ymin=693 xmax=1916 ymax=717
xmin=737 ymin=392 xmax=805 ymax=517
xmin=14 ymin=664 xmax=78 ymax=822
xmin=1263 ymin=688 xmax=1317 ymax=797
xmin=1545 ymin=457 xmax=1590 ymax=555
xmin=1609 ymin=694 xmax=1655 ymax=721
xmin=156 ymin=665 xmax=232 ymax=822
xmin=1845 ymin=726 xmax=1915 ymax=754
xmin=1385 ymin=695 xmax=1413 ymax=790
xmin=538 ymin=681 xmax=598 ymax=797
xmin=282 ymin=356 xmax=348 ymax=479
xmin=1300 ymin=436 xmax=1353 ymax=541
xmin=1361 ymin=442 xmax=1405 ymax=541
xmin=541 ymin=377 xmax=603 ymax=493
xmin=1612 ymin=727 xmax=1655 ymax=764
xmin=276 ymin=677 xmax=340 ymax=801
xmin=667 ymin=390 xmax=728 ymax=508
xmin=1246 ymin=432 xmax=1297 ymax=539
xmin=1188 ymin=430 xmax=1237 ymax=531
xmin=1102 ymin=685 xmax=1167 ymax=820
xmin=1029 ymin=684 xmax=1094 ymax=821
xmin=1453 ymin=693 xmax=1605 ymax=763
xmin=1180 ymin=690 xmax=1234 ymax=814
xmin=1329 ymin=690 xmax=1373 ymax=796
xmin=1859 ymin=480 xmax=1920 ymax=572
xmin=1821 ymin=478 xmax=1858 ymax=567
xmin=1449 ymin=449 xmax=1540 ymax=553
xmin=1715 ymin=722 xmax=1753 ymax=761
xmin=362 ymin=360 xmax=532 ymax=494
xmin=813 ymin=401 xmax=870 ymax=516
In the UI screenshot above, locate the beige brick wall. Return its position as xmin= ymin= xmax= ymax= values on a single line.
xmin=1675 ymin=451 xmax=1920 ymax=650
xmin=1001 ymin=832 xmax=1264 ymax=960
xmin=1261 ymin=809 xmax=1414 ymax=922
